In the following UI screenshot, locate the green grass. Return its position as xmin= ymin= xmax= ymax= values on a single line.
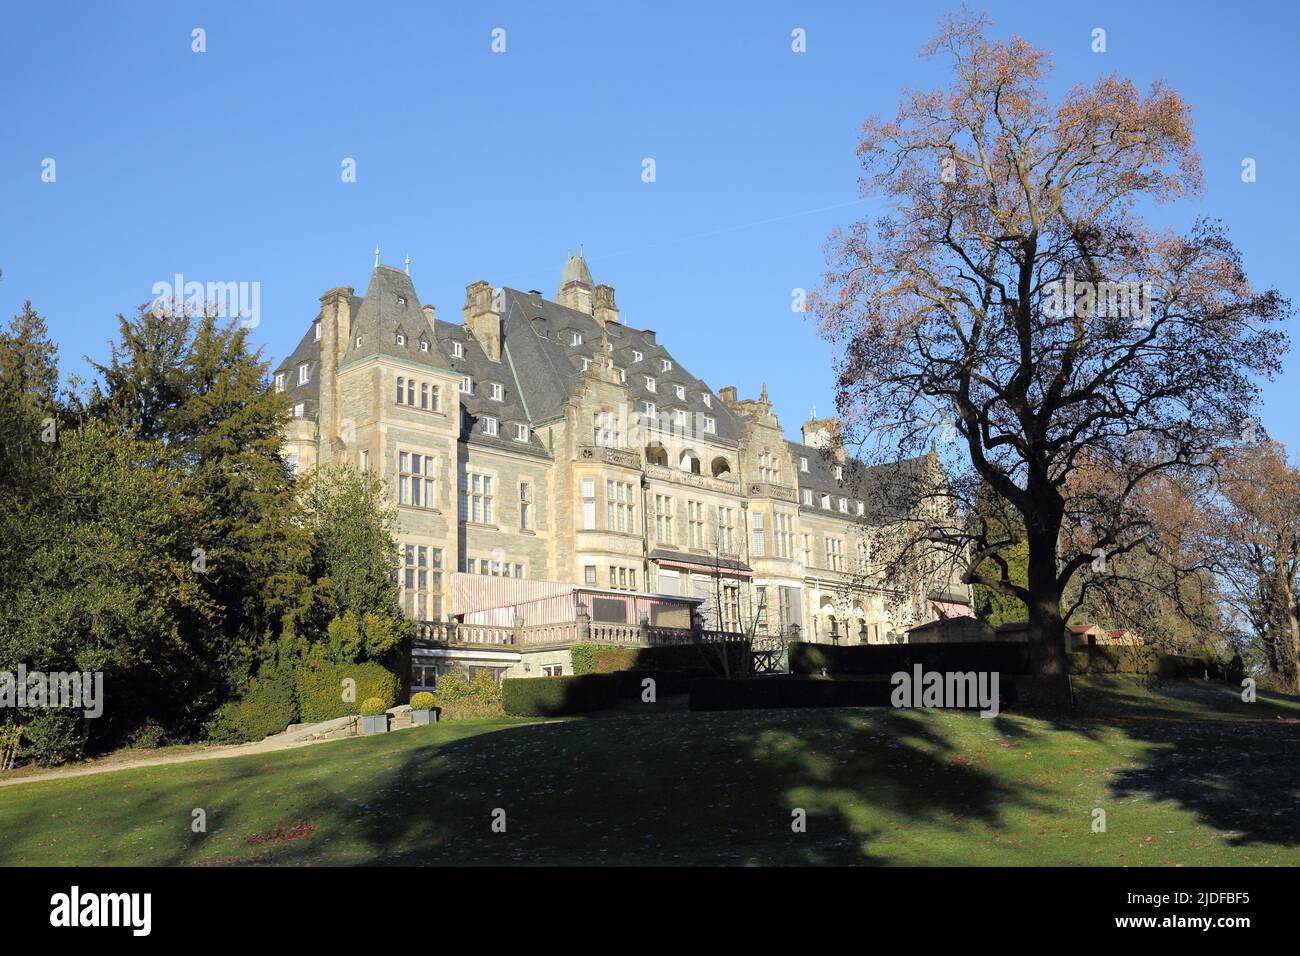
xmin=1 ymin=676 xmax=1296 ymax=866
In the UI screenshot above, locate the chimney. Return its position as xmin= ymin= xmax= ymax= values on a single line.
xmin=316 ymin=285 xmax=353 ymax=466
xmin=422 ymin=303 xmax=436 ymax=325
xmin=719 ymin=385 xmax=738 ymax=407
xmin=801 ymin=415 xmax=845 ymax=458
xmin=463 ymin=280 xmax=501 ymax=362
xmin=594 ymin=284 xmax=619 ymax=324
xmin=643 ymin=329 xmax=656 ymax=345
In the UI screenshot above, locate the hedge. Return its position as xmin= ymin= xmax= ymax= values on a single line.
xmin=296 ymin=659 xmax=399 ymax=722
xmin=789 ymin=641 xmax=1221 ymax=679
xmin=206 ymin=668 xmax=298 ymax=743
xmin=689 ymin=676 xmax=1018 ymax=712
xmin=501 ymin=674 xmax=620 ymax=716
xmin=570 ymin=642 xmax=751 ymax=676
xmin=613 ymin=668 xmax=713 ymax=698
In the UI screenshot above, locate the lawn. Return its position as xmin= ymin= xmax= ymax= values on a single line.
xmin=0 ymin=677 xmax=1296 ymax=866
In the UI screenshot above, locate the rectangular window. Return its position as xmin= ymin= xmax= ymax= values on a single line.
xmin=802 ymin=488 xmax=813 ymax=506
xmin=839 ymin=497 xmax=848 ymax=513
xmin=514 ymin=423 xmax=530 ymax=442
xmin=606 ymin=480 xmax=635 ymax=533
xmin=702 ymin=415 xmax=716 ymax=434
xmin=293 ymin=403 xmax=304 ymax=418
xmin=674 ymin=384 xmax=685 ymax=400
xmin=481 ymin=417 xmax=498 ymax=436
xmin=274 ymin=373 xmax=285 ymax=392
xmin=584 ymin=565 xmax=597 ymax=586
xmin=799 ymin=456 xmax=809 ymax=472
xmin=298 ymin=363 xmax=310 ymax=385
xmin=541 ymin=663 xmax=563 ymax=677
xmin=314 ymin=323 xmax=321 ymax=341
xmin=644 ymin=376 xmax=656 ymax=392
xmin=826 ymin=538 xmax=843 ymax=572
xmin=460 ymin=375 xmax=473 ymax=394
xmin=401 ymin=544 xmax=443 ymax=620
xmin=461 ymin=472 xmax=494 ymax=524
xmin=520 ymin=481 xmax=532 ymax=530
xmin=775 ymin=512 xmax=794 ymax=558
xmin=582 ymin=478 xmax=596 ymax=530
xmin=717 ymin=506 xmax=735 ymax=555
xmin=490 ymin=382 xmax=503 ymax=401
xmin=751 ymin=511 xmax=765 ymax=558
xmin=654 ymin=494 xmax=674 ymax=545
xmin=632 ymin=350 xmax=643 ymax=363
xmin=702 ymin=393 xmax=711 ymax=408
xmin=452 ymin=341 xmax=464 ymax=358
xmin=687 ymin=500 xmax=706 ymax=549
xmin=660 ymin=359 xmax=672 ymax=372
xmin=398 ymin=452 xmax=436 ymax=508
xmin=639 ymin=400 xmax=656 ymax=421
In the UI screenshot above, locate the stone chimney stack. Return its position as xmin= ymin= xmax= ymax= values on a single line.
xmin=463 ymin=280 xmax=501 ymax=362
xmin=422 ymin=303 xmax=436 ymax=325
xmin=317 ymin=286 xmax=353 ymax=465
xmin=801 ymin=414 xmax=845 ymax=459
xmin=719 ymin=385 xmax=738 ymax=407
xmin=594 ymin=284 xmax=619 ymax=324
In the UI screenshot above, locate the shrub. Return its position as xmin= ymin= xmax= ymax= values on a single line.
xmin=360 ymin=697 xmax=387 ymax=716
xmin=501 ymin=674 xmax=619 ymax=716
xmin=431 ymin=668 xmax=502 ymax=720
xmin=410 ymin=691 xmax=436 ymax=710
xmin=205 ymin=668 xmax=298 ymax=744
xmin=295 ymin=656 xmax=399 ymax=722
xmin=18 ymin=709 xmax=87 ymax=766
xmin=789 ymin=641 xmax=1035 ymax=677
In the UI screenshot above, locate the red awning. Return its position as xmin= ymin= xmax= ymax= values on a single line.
xmin=931 ymin=600 xmax=974 ymax=619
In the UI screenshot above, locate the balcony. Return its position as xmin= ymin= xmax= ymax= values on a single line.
xmin=645 ymin=462 xmax=741 ymax=496
xmin=414 ymin=618 xmax=728 ymax=650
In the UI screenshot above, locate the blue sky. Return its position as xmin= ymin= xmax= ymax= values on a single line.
xmin=3 ymin=0 xmax=1298 ymax=449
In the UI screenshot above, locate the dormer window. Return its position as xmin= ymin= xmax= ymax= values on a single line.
xmin=645 ymin=376 xmax=656 ymax=392
xmin=802 ymin=489 xmax=813 ymax=506
xmin=396 ymin=333 xmax=405 ymax=346
xmin=571 ymin=331 xmax=583 ymax=346
xmin=460 ymin=375 xmax=473 ymax=394
xmin=703 ymin=416 xmax=716 ymax=434
xmin=615 ymin=367 xmax=626 ymax=383
xmin=857 ymin=501 xmax=865 ymax=516
xmin=799 ymin=456 xmax=809 ymax=472
xmin=489 ymin=382 xmax=504 ymax=401
xmin=514 ymin=423 xmax=530 ymax=442
xmin=820 ymin=493 xmax=831 ymax=509
xmin=313 ymin=323 xmax=321 ymax=341
xmin=293 ymin=403 xmax=304 ymax=417
xmin=298 ymin=363 xmax=310 ymax=385
xmin=452 ymin=341 xmax=464 ymax=359
xmin=674 ymin=384 xmax=685 ymax=400
xmin=839 ymin=497 xmax=848 ymax=513
xmin=274 ymin=373 xmax=285 ymax=392
xmin=581 ymin=357 xmax=591 ymax=371
xmin=397 ymin=295 xmax=407 ymax=306
xmin=481 ymin=416 xmax=499 ymax=437
xmin=660 ymin=359 xmax=672 ymax=372
xmin=356 ymin=335 xmax=363 ymax=348
xmin=420 ymin=340 xmax=429 ymax=352
xmin=632 ymin=350 xmax=643 ymax=363
xmin=701 ymin=393 xmax=711 ymax=408
xmin=834 ymin=464 xmax=843 ymax=481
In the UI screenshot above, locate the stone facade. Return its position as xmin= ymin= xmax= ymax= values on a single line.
xmin=274 ymin=253 xmax=971 ymax=669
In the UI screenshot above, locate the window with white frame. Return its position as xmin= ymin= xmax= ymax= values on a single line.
xmin=654 ymin=494 xmax=673 ymax=544
xmin=401 ymin=544 xmax=443 ymax=620
xmin=660 ymin=358 xmax=672 ymax=372
xmin=298 ymin=363 xmax=310 ymax=385
xmin=702 ymin=415 xmax=716 ymax=434
xmin=396 ymin=332 xmax=405 ymax=346
xmin=571 ymin=331 xmax=583 ymax=346
xmin=584 ymin=566 xmax=597 ymax=585
xmin=644 ymin=375 xmax=656 ymax=392
xmin=606 ymin=480 xmax=635 ymax=533
xmin=452 ymin=341 xmax=464 ymax=358
xmin=632 ymin=349 xmax=642 ymax=363
xmin=701 ymin=393 xmax=711 ymax=408
xmin=802 ymin=488 xmax=813 ymax=506
xmin=799 ymin=456 xmax=809 ymax=472
xmin=481 ymin=417 xmax=498 ymax=437
xmin=293 ymin=403 xmax=304 ymax=417
xmin=398 ymin=452 xmax=436 ymax=508
xmin=639 ymin=400 xmax=656 ymax=420
xmin=751 ymin=511 xmax=766 ymax=557
xmin=820 ymin=493 xmax=831 ymax=509
xmin=513 ymin=423 xmax=529 ymax=442
xmin=834 ymin=464 xmax=843 ymax=481
xmin=839 ymin=497 xmax=848 ymax=513
xmin=688 ymin=500 xmax=706 ymax=549
xmin=582 ymin=478 xmax=597 ymax=530
xmin=674 ymin=384 xmax=685 ymax=400
xmin=519 ymin=481 xmax=533 ymax=530
xmin=541 ymin=663 xmax=563 ymax=677
xmin=460 ymin=375 xmax=473 ymax=394
xmin=489 ymin=382 xmax=503 ymax=401
xmin=274 ymin=373 xmax=285 ymax=392
xmin=461 ymin=472 xmax=494 ymax=523
xmin=580 ymin=357 xmax=591 ymax=371
xmin=314 ymin=322 xmax=321 ymax=341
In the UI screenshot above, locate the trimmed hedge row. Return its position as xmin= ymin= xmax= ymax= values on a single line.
xmin=296 ymin=659 xmax=400 ymax=722
xmin=789 ymin=641 xmax=1221 ymax=679
xmin=206 ymin=667 xmax=297 ymax=744
xmin=570 ymin=642 xmax=750 ymax=677
xmin=613 ymin=668 xmax=713 ymax=698
xmin=689 ymin=676 xmax=1018 ymax=712
xmin=501 ymin=674 xmax=620 ymax=716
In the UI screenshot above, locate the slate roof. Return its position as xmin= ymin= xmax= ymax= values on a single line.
xmin=788 ymin=440 xmax=931 ymax=525
xmin=343 ymin=265 xmax=450 ymax=370
xmin=498 ymin=287 xmax=746 ymax=445
xmin=275 ymin=322 xmax=322 ymax=420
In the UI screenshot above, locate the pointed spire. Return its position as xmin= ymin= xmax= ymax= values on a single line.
xmin=811 ymin=403 xmax=817 ymax=419
xmin=404 ymin=253 xmax=410 ymax=275
xmin=374 ymin=244 xmax=380 ymax=269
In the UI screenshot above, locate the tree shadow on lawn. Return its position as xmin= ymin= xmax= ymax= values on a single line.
xmin=1021 ymin=678 xmax=1300 ymax=851
xmin=256 ymin=707 xmax=1048 ymax=866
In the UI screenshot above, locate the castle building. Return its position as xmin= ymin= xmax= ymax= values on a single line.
xmin=274 ymin=253 xmax=970 ymax=683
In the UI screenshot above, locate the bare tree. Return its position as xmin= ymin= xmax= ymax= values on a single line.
xmin=813 ymin=11 xmax=1288 ymax=704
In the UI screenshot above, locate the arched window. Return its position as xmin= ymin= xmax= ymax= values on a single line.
xmin=711 ymin=457 xmax=732 ymax=478
xmin=396 ymin=377 xmax=405 ymax=404
xmin=645 ymin=444 xmax=668 ymax=467
xmin=680 ymin=449 xmax=701 ymax=475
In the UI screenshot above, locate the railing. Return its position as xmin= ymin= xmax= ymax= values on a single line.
xmin=646 ymin=625 xmax=695 ymax=645
xmin=520 ymin=622 xmax=579 ymax=647
xmin=588 ymin=622 xmax=641 ymax=644
xmin=415 ymin=619 xmax=754 ymax=651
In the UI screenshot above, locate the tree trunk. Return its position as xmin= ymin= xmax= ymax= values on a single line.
xmin=1023 ymin=512 xmax=1073 ymax=708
